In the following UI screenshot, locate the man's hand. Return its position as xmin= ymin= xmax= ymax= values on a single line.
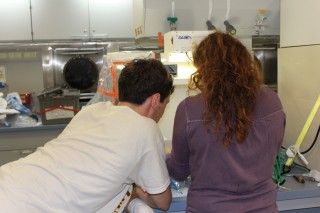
xmin=125 ymin=184 xmax=172 ymax=211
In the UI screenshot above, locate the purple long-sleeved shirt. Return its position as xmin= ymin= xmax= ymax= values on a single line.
xmin=166 ymin=87 xmax=286 ymax=213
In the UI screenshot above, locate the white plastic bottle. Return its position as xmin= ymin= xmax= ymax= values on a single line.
xmin=0 ymin=92 xmax=7 ymax=109
xmin=0 ymin=92 xmax=8 ymax=121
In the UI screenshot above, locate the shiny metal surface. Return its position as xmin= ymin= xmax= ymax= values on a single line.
xmin=39 ymin=41 xmax=135 ymax=90
xmin=49 ymin=46 xmax=104 ymax=91
xmin=254 ymin=48 xmax=278 ymax=85
xmin=252 ymin=35 xmax=279 ymax=91
xmin=0 ymin=40 xmax=136 ymax=90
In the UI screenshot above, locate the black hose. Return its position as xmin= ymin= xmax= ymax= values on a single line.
xmin=301 ymin=124 xmax=320 ymax=154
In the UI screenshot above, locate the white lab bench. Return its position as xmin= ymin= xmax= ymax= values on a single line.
xmin=154 ymin=175 xmax=320 ymax=213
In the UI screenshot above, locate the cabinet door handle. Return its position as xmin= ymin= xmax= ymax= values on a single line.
xmin=71 ymin=35 xmax=89 ymax=39
xmin=19 ymin=149 xmax=35 ymax=156
xmin=91 ymin=34 xmax=108 ymax=39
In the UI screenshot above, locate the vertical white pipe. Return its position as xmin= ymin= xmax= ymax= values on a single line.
xmin=226 ymin=0 xmax=230 ymax=20
xmin=171 ymin=1 xmax=175 ymax=17
xmin=208 ymin=0 xmax=213 ymax=20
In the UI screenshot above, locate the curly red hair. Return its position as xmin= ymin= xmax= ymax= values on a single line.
xmin=189 ymin=31 xmax=263 ymax=147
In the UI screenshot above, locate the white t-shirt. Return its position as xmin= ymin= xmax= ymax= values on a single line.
xmin=0 ymin=102 xmax=170 ymax=213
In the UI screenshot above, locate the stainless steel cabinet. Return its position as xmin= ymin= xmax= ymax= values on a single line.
xmin=0 ymin=149 xmax=35 ymax=166
xmin=0 ymin=0 xmax=32 ymax=41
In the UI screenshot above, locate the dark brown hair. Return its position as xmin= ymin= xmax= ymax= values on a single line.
xmin=190 ymin=31 xmax=263 ymax=147
xmin=119 ymin=58 xmax=174 ymax=105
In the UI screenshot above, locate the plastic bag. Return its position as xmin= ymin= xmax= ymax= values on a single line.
xmin=5 ymin=114 xmax=39 ymax=127
xmin=170 ymin=176 xmax=192 ymax=192
xmin=86 ymin=58 xmax=115 ymax=106
xmin=5 ymin=92 xmax=31 ymax=115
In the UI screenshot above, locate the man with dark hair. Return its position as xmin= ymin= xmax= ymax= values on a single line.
xmin=0 ymin=58 xmax=174 ymax=213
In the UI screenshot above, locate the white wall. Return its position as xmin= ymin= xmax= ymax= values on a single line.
xmin=280 ymin=0 xmax=320 ymax=47
xmin=279 ymin=0 xmax=320 ymax=171
xmin=134 ymin=0 xmax=280 ymax=37
xmin=278 ymin=46 xmax=320 ymax=171
xmin=0 ymin=48 xmax=44 ymax=95
xmin=1 ymin=60 xmax=44 ymax=94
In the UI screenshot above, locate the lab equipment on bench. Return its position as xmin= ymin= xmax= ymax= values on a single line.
xmin=284 ymin=95 xmax=320 ymax=171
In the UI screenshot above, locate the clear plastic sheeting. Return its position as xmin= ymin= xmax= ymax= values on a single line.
xmin=86 ymin=58 xmax=115 ymax=106
xmin=5 ymin=114 xmax=39 ymax=127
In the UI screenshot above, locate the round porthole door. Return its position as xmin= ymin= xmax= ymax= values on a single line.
xmin=63 ymin=57 xmax=99 ymax=91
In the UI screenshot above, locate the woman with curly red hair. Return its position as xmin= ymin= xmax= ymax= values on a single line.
xmin=166 ymin=31 xmax=285 ymax=212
